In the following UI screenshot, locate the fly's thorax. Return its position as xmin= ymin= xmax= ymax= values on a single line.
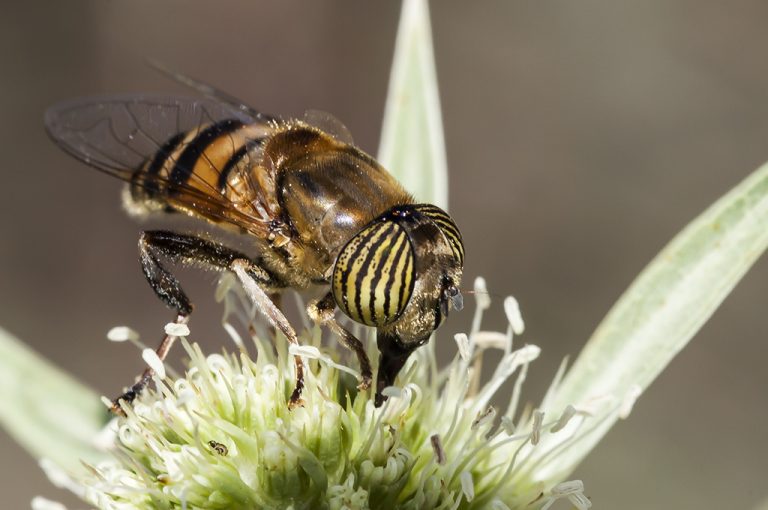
xmin=272 ymin=123 xmax=412 ymax=278
xmin=332 ymin=204 xmax=464 ymax=347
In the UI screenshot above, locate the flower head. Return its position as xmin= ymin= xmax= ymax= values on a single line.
xmin=49 ymin=274 xmax=594 ymax=509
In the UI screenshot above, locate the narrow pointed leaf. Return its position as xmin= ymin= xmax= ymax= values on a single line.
xmin=0 ymin=327 xmax=109 ymax=471
xmin=531 ymin=160 xmax=768 ymax=483
xmin=378 ymin=0 xmax=448 ymax=209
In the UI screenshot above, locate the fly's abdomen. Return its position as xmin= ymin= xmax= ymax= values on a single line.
xmin=129 ymin=119 xmax=269 ymax=207
xmin=332 ymin=220 xmax=415 ymax=327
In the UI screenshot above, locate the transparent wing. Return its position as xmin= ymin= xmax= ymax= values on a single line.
xmin=44 ymin=95 xmax=277 ymax=236
xmin=45 ymin=94 xmax=261 ymax=173
xmin=145 ymin=63 xmax=351 ymax=146
xmin=146 ymin=60 xmax=279 ymax=124
xmin=303 ymin=109 xmax=354 ymax=145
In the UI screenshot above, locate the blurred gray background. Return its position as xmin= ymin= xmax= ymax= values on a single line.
xmin=2 ymin=1 xmax=768 ymax=508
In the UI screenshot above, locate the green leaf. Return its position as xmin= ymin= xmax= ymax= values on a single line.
xmin=531 ymin=160 xmax=768 ymax=484
xmin=378 ymin=0 xmax=448 ymax=209
xmin=0 ymin=327 xmax=109 ymax=472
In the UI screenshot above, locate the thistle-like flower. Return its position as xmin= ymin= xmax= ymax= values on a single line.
xmin=43 ymin=274 xmax=593 ymax=510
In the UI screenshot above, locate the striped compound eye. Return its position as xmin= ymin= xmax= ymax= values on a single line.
xmin=332 ymin=221 xmax=416 ymax=327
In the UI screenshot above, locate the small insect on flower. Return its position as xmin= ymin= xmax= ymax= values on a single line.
xmin=207 ymin=440 xmax=228 ymax=456
xmin=44 ymin=69 xmax=464 ymax=411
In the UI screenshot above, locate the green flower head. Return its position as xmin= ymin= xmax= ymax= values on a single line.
xmin=60 ymin=274 xmax=591 ymax=510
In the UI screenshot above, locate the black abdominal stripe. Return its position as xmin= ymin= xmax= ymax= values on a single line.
xmin=130 ymin=119 xmax=266 ymax=200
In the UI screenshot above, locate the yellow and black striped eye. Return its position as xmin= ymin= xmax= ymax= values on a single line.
xmin=332 ymin=221 xmax=415 ymax=327
xmin=414 ymin=204 xmax=464 ymax=265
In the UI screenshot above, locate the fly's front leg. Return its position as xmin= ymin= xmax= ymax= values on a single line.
xmin=307 ymin=292 xmax=373 ymax=391
xmin=112 ymin=230 xmax=289 ymax=413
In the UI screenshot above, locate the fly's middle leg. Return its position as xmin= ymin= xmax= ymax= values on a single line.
xmin=111 ymin=230 xmax=306 ymax=413
xmin=230 ymin=260 xmax=306 ymax=406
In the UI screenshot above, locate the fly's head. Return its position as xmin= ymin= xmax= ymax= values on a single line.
xmin=332 ymin=204 xmax=464 ymax=406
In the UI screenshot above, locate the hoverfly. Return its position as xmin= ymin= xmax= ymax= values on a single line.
xmin=45 ymin=72 xmax=464 ymax=410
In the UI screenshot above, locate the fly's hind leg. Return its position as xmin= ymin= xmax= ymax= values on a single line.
xmin=307 ymin=292 xmax=373 ymax=391
xmin=112 ymin=230 xmax=306 ymax=413
xmin=112 ymin=313 xmax=190 ymax=414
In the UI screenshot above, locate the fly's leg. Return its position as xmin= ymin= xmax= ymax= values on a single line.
xmin=112 ymin=313 xmax=190 ymax=414
xmin=307 ymin=292 xmax=373 ymax=391
xmin=111 ymin=230 xmax=305 ymax=413
xmin=230 ymin=260 xmax=305 ymax=407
